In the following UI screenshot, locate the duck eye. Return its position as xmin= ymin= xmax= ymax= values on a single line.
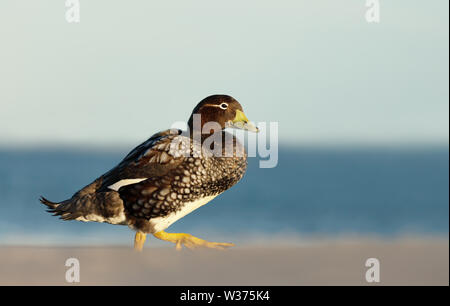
xmin=219 ymin=103 xmax=228 ymax=110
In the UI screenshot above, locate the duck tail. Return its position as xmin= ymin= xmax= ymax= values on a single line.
xmin=39 ymin=196 xmax=81 ymax=221
xmin=39 ymin=196 xmax=59 ymax=209
xmin=39 ymin=178 xmax=126 ymax=224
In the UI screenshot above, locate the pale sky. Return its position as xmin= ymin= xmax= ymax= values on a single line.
xmin=0 ymin=1 xmax=448 ymax=147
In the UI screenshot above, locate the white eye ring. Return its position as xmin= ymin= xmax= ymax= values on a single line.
xmin=219 ymin=103 xmax=228 ymax=110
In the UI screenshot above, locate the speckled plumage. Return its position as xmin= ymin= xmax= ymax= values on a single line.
xmin=120 ymin=130 xmax=247 ymax=233
xmin=40 ymin=95 xmax=253 ymax=236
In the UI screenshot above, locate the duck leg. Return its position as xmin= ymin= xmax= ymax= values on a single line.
xmin=153 ymin=231 xmax=234 ymax=250
xmin=134 ymin=232 xmax=147 ymax=251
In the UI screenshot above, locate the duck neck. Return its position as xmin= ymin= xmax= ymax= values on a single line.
xmin=187 ymin=114 xmax=224 ymax=143
xmin=188 ymin=128 xmax=222 ymax=143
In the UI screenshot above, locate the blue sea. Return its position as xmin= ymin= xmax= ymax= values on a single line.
xmin=0 ymin=146 xmax=448 ymax=246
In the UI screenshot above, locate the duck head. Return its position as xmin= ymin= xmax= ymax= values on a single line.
xmin=187 ymin=95 xmax=259 ymax=134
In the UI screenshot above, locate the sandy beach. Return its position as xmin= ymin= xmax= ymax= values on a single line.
xmin=0 ymin=238 xmax=447 ymax=286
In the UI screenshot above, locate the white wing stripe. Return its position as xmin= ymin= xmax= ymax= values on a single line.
xmin=108 ymin=178 xmax=147 ymax=191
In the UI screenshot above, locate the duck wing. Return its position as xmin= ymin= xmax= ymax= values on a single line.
xmin=98 ymin=128 xmax=186 ymax=192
